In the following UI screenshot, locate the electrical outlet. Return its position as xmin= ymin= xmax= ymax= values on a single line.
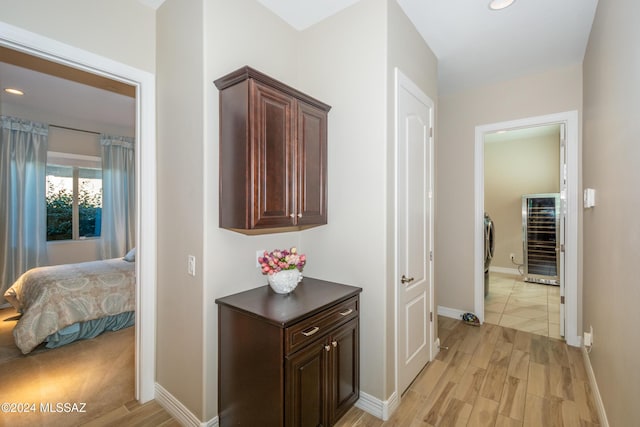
xmin=584 ymin=325 xmax=594 ymax=347
xmin=187 ymin=255 xmax=196 ymax=277
xmin=256 ymin=250 xmax=265 ymax=268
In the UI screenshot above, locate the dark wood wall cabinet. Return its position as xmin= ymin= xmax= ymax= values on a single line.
xmin=216 ymin=277 xmax=361 ymax=427
xmin=214 ymin=66 xmax=331 ymax=235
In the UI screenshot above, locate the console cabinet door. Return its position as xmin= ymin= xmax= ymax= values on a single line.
xmin=251 ymin=81 xmax=296 ymax=228
xmin=329 ymin=319 xmax=359 ymax=424
xmin=285 ymin=341 xmax=330 ymax=427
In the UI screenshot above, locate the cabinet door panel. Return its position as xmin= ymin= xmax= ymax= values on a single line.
xmin=286 ymin=342 xmax=329 ymax=427
xmin=252 ymin=81 xmax=295 ymax=227
xmin=296 ymin=101 xmax=327 ymax=225
xmin=330 ymin=320 xmax=359 ymax=424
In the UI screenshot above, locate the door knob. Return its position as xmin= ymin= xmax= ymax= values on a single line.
xmin=401 ymin=275 xmax=414 ymax=284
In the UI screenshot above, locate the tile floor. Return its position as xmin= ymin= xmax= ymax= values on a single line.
xmin=484 ymin=272 xmax=562 ymax=339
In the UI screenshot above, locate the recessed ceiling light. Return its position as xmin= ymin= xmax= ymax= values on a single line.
xmin=489 ymin=0 xmax=515 ymax=11
xmin=4 ymin=88 xmax=24 ymax=96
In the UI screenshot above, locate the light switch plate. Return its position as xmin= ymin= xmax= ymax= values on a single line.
xmin=187 ymin=255 xmax=196 ymax=276
xmin=584 ymin=188 xmax=596 ymax=208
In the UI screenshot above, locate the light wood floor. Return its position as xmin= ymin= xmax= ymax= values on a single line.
xmin=336 ymin=316 xmax=600 ymax=427
xmin=0 ymin=306 xmax=178 ymax=427
xmin=2 ymin=306 xmax=599 ymax=426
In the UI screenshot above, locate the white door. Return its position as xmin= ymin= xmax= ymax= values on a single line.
xmin=395 ymin=69 xmax=434 ymax=395
xmin=558 ymin=124 xmax=567 ymax=337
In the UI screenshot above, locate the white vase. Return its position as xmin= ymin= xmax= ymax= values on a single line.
xmin=267 ymin=269 xmax=302 ymax=294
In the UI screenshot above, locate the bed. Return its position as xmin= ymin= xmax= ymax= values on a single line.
xmin=3 ymin=257 xmax=136 ymax=354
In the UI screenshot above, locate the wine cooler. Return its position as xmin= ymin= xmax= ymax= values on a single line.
xmin=522 ymin=193 xmax=560 ymax=285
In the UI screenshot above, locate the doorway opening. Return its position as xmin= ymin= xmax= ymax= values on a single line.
xmin=0 ymin=22 xmax=157 ymax=400
xmin=474 ymin=111 xmax=580 ymax=347
xmin=483 ymin=124 xmax=563 ymax=339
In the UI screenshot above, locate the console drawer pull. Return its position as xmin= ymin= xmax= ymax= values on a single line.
xmin=339 ymin=309 xmax=353 ymax=316
xmin=301 ymin=326 xmax=320 ymax=337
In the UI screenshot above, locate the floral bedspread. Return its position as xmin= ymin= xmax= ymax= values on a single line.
xmin=3 ymin=258 xmax=135 ymax=354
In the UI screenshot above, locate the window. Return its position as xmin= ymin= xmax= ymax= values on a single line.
xmin=46 ymin=152 xmax=102 ymax=241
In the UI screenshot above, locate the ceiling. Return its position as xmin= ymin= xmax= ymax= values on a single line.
xmin=0 ymin=0 xmax=598 ymax=130
xmin=0 ymin=50 xmax=135 ymax=133
xmin=258 ymin=0 xmax=599 ymax=95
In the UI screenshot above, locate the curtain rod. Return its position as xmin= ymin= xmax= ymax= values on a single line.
xmin=49 ymin=123 xmax=101 ymax=135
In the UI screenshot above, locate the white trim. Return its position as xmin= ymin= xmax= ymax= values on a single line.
xmin=437 ymin=305 xmax=467 ymax=320
xmin=0 ymin=21 xmax=157 ymax=402
xmin=489 ymin=266 xmax=521 ymax=276
xmin=393 ymin=67 xmax=436 ymax=412
xmin=355 ymin=391 xmax=399 ymax=421
xmin=474 ymin=111 xmax=579 ymax=346
xmin=155 ymin=383 xmax=218 ymax=427
xmin=581 ymin=347 xmax=610 ymax=427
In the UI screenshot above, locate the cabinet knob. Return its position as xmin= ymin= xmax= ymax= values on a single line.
xmin=297 ymin=213 xmax=303 ymax=218
xmin=325 ymin=345 xmax=331 ymax=352
xmin=290 ymin=213 xmax=295 ymax=218
xmin=332 ymin=340 xmax=338 ymax=348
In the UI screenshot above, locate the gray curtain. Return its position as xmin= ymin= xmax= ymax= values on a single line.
xmin=100 ymin=135 xmax=135 ymax=259
xmin=0 ymin=116 xmax=49 ymax=296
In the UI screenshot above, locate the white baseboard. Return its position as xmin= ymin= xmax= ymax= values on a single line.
xmin=437 ymin=305 xmax=465 ymax=320
xmin=355 ymin=390 xmax=398 ymax=421
xmin=581 ymin=347 xmax=609 ymax=427
xmin=155 ymin=383 xmax=218 ymax=427
xmin=489 ymin=266 xmax=520 ymax=276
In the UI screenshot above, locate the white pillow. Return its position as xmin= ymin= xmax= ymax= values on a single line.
xmin=123 ymin=247 xmax=136 ymax=262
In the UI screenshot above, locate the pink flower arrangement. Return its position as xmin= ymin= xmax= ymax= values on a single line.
xmin=258 ymin=247 xmax=306 ymax=275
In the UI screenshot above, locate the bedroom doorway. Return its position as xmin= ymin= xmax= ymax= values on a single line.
xmin=474 ymin=111 xmax=579 ymax=347
xmin=0 ymin=22 xmax=156 ymax=402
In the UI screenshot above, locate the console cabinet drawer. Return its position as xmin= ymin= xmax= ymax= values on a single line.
xmin=285 ymin=296 xmax=358 ymax=355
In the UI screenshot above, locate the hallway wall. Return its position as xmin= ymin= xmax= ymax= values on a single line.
xmin=582 ymin=1 xmax=640 ymax=425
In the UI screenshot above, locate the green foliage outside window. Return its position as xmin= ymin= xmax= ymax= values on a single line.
xmin=46 ymin=179 xmax=102 ymax=241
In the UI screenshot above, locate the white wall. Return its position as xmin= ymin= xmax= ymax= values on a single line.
xmin=297 ymin=0 xmax=388 ymax=400
xmin=156 ymin=0 xmax=206 ymax=418
xmin=583 ymin=1 xmax=640 ymax=425
xmin=0 ymin=0 xmax=155 ymax=73
xmin=436 ymin=64 xmax=582 ymax=313
xmin=157 ymin=0 xmax=302 ymax=420
xmin=296 ymin=0 xmax=438 ymax=404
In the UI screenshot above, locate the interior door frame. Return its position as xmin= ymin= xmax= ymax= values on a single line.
xmin=474 ymin=111 xmax=579 ymax=346
xmin=393 ymin=68 xmax=435 ymax=406
xmin=0 ymin=21 xmax=157 ymax=401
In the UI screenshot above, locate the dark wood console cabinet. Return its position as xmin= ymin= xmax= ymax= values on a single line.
xmin=215 ymin=277 xmax=361 ymax=427
xmin=214 ymin=66 xmax=331 ymax=235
